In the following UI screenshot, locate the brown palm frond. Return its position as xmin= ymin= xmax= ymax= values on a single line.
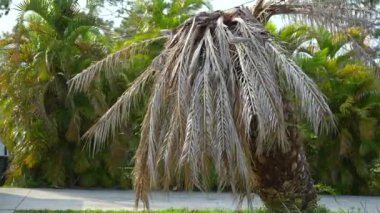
xmin=233 ymin=17 xmax=289 ymax=154
xmin=68 ymin=36 xmax=168 ymax=93
xmin=255 ymin=0 xmax=379 ymax=30
xmin=255 ymin=0 xmax=380 ymax=73
xmin=350 ymin=38 xmax=380 ymax=75
xmin=83 ymin=67 xmax=157 ymax=155
xmin=266 ymin=41 xmax=336 ymax=133
xmin=133 ymin=103 xmax=151 ymax=209
xmin=131 ymin=8 xmax=334 ymax=208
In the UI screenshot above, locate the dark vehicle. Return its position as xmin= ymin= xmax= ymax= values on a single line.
xmin=0 ymin=142 xmax=8 ymax=185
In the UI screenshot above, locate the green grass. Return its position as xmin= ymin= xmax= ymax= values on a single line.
xmin=13 ymin=207 xmax=365 ymax=213
xmin=15 ymin=211 xmax=249 ymax=213
xmin=16 ymin=211 xmax=256 ymax=213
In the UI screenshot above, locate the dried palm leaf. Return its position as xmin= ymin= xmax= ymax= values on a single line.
xmin=68 ymin=36 xmax=168 ymax=93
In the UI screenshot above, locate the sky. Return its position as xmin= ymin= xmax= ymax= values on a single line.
xmin=0 ymin=0 xmax=255 ymax=34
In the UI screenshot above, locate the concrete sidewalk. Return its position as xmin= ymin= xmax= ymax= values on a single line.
xmin=0 ymin=188 xmax=379 ymax=212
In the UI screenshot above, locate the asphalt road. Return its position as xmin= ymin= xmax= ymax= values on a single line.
xmin=0 ymin=188 xmax=379 ymax=212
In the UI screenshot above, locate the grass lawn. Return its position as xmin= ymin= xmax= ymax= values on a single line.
xmin=14 ymin=207 xmax=362 ymax=213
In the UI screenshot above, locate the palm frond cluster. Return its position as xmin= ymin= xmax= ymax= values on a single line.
xmin=299 ymin=0 xmax=376 ymax=28
xmin=253 ymin=0 xmax=380 ymax=73
xmin=253 ymin=0 xmax=379 ymax=30
xmin=68 ymin=36 xmax=167 ymax=94
xmin=71 ymin=7 xmax=335 ymax=208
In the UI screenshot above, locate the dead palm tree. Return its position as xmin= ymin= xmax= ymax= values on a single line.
xmin=68 ymin=0 xmax=379 ymax=211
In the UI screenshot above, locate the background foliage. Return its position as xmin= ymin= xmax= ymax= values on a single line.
xmin=0 ymin=0 xmax=208 ymax=188
xmin=267 ymin=23 xmax=380 ymax=195
xmin=0 ymin=0 xmax=379 ymax=195
xmin=0 ymin=0 xmax=11 ymax=18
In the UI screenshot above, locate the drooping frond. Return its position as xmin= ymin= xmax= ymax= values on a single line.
xmin=83 ymin=67 xmax=157 ymax=155
xmin=253 ymin=0 xmax=379 ymax=30
xmin=252 ymin=0 xmax=380 ymax=75
xmin=133 ymin=104 xmax=152 ymax=210
xmin=266 ymin=40 xmax=335 ymax=133
xmin=129 ymin=8 xmax=335 ymax=209
xmin=232 ymin=17 xmax=289 ymax=154
xmin=68 ymin=36 xmax=168 ymax=93
xmin=350 ymin=39 xmax=380 ymax=75
xmin=293 ymin=0 xmax=378 ymax=30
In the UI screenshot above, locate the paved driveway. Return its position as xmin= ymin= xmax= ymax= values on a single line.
xmin=0 ymin=188 xmax=379 ymax=212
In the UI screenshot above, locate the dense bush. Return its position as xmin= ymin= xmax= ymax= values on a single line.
xmin=282 ymin=26 xmax=380 ymax=195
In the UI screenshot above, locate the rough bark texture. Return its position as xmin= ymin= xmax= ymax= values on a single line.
xmin=253 ymin=140 xmax=317 ymax=212
xmin=251 ymin=101 xmax=317 ymax=212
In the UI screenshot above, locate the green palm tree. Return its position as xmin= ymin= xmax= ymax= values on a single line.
xmin=69 ymin=0 xmax=379 ymax=211
xmin=284 ymin=25 xmax=380 ymax=195
xmin=0 ymin=0 xmax=116 ymax=186
xmin=120 ymin=0 xmax=211 ymax=33
xmin=0 ymin=0 xmax=11 ymax=17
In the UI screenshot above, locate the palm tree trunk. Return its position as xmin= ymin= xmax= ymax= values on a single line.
xmin=252 ymin=103 xmax=317 ymax=212
xmin=253 ymin=141 xmax=317 ymax=212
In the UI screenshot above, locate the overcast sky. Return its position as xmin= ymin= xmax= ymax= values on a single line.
xmin=0 ymin=0 xmax=255 ymax=34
